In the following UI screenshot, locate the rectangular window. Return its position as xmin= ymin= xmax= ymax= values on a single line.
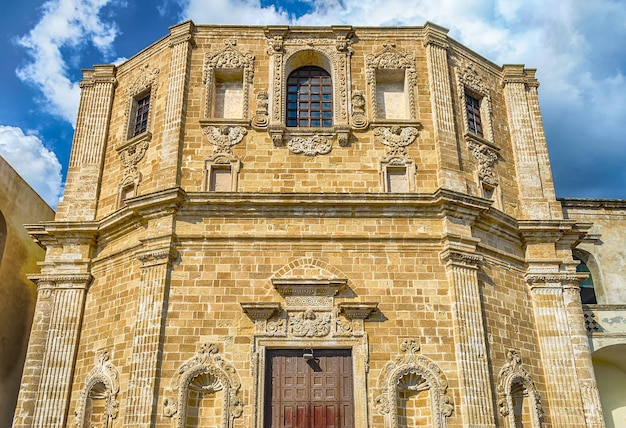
xmin=386 ymin=167 xmax=408 ymax=193
xmin=465 ymin=92 xmax=483 ymax=137
xmin=209 ymin=167 xmax=232 ymax=192
xmin=132 ymin=94 xmax=150 ymax=137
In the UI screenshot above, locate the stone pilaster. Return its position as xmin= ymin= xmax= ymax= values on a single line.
xmin=123 ymin=244 xmax=176 ymax=427
xmin=153 ymin=21 xmax=195 ymax=189
xmin=13 ymin=274 xmax=92 ymax=428
xmin=56 ymin=64 xmax=116 ymax=221
xmin=441 ymin=247 xmax=496 ymax=428
xmin=502 ymin=65 xmax=559 ymax=220
xmin=424 ymin=23 xmax=465 ymax=193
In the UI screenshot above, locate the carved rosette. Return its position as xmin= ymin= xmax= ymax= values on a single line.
xmin=74 ymin=350 xmax=120 ymax=427
xmin=496 ymin=350 xmax=543 ymax=427
xmin=366 ymin=43 xmax=417 ymax=119
xmin=204 ymin=39 xmax=254 ymax=118
xmin=375 ymin=339 xmax=453 ymax=428
xmin=164 ymin=343 xmax=243 ymax=428
xmin=467 ymin=139 xmax=499 ymax=187
xmin=202 ymin=126 xmax=247 ymax=155
xmin=288 ymin=135 xmax=332 ymax=156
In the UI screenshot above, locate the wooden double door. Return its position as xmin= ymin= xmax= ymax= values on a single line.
xmin=265 ymin=349 xmax=354 ymax=428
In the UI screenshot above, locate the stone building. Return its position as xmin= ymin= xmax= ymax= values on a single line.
xmin=0 ymin=155 xmax=54 ymax=428
xmin=12 ymin=21 xmax=626 ymax=427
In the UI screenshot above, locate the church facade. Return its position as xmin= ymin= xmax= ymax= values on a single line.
xmin=12 ymin=21 xmax=625 ymax=427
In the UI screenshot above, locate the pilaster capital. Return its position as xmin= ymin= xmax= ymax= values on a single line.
xmin=28 ymin=273 xmax=93 ymax=292
xmin=440 ymin=248 xmax=482 ymax=268
xmin=423 ymin=22 xmax=450 ymax=49
xmin=136 ymin=245 xmax=178 ymax=267
xmin=525 ymin=272 xmax=588 ymax=289
xmin=79 ymin=65 xmax=117 ymax=88
xmin=168 ymin=20 xmax=196 ymax=48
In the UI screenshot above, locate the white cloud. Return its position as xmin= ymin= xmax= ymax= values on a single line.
xmin=16 ymin=0 xmax=120 ymax=125
xmin=0 ymin=126 xmax=63 ymax=208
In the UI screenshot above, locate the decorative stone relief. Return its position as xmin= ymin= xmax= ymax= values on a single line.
xmin=163 ymin=342 xmax=243 ymax=428
xmin=288 ymin=135 xmax=332 ymax=156
xmin=252 ymin=90 xmax=269 ymax=128
xmin=203 ymin=39 xmax=255 ymax=118
xmin=496 ymin=350 xmax=543 ymax=427
xmin=74 ymin=350 xmax=120 ymax=427
xmin=202 ymin=126 xmax=247 ymax=155
xmin=351 ymin=90 xmax=368 ymax=129
xmin=374 ymin=126 xmax=419 ymax=163
xmin=375 ymin=339 xmax=454 ymax=428
xmin=468 ymin=140 xmax=499 ymax=187
xmin=116 ymin=136 xmax=150 ymax=191
xmin=366 ymin=43 xmax=418 ymax=120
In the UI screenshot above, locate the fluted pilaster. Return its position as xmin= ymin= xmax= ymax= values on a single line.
xmin=13 ymin=275 xmax=92 ymax=428
xmin=502 ymin=65 xmax=557 ymax=219
xmin=441 ymin=248 xmax=496 ymax=427
xmin=123 ymin=246 xmax=176 ymax=427
xmin=56 ymin=65 xmax=116 ymax=221
xmin=153 ymin=21 xmax=195 ymax=189
xmin=424 ymin=23 xmax=465 ymax=193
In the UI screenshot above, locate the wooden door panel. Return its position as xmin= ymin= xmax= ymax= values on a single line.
xmin=265 ymin=349 xmax=353 ymax=428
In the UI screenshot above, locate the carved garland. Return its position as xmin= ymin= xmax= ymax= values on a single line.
xmin=203 ymin=39 xmax=255 ymax=118
xmin=366 ymin=43 xmax=418 ymax=120
xmin=375 ymin=339 xmax=453 ymax=428
xmin=497 ymin=350 xmax=543 ymax=427
xmin=202 ymin=126 xmax=247 ymax=156
xmin=74 ymin=350 xmax=120 ymax=427
xmin=374 ymin=126 xmax=419 ymax=164
xmin=467 ymin=140 xmax=499 ymax=187
xmin=163 ymin=343 xmax=243 ymax=428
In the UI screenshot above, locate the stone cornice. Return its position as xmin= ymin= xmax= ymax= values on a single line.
xmin=125 ymin=186 xmax=187 ymax=219
xmin=28 ymin=273 xmax=93 ymax=290
xmin=25 ymin=222 xmax=98 ymax=249
xmin=272 ymin=278 xmax=348 ymax=297
xmin=518 ymin=219 xmax=592 ymax=248
xmin=338 ymin=302 xmax=379 ymax=320
xmin=240 ymin=302 xmax=282 ymax=321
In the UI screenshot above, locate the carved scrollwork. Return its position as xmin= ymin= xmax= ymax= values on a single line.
xmin=202 ymin=126 xmax=247 ymax=155
xmin=467 ymin=139 xmax=499 ymax=187
xmin=164 ymin=343 xmax=243 ymax=428
xmin=351 ymin=90 xmax=368 ymax=129
xmin=375 ymin=339 xmax=453 ymax=428
xmin=289 ymin=309 xmax=331 ymax=337
xmin=497 ymin=350 xmax=543 ymax=427
xmin=288 ymin=135 xmax=332 ymax=156
xmin=455 ymin=58 xmax=495 ymax=142
xmin=252 ymin=90 xmax=269 ymax=128
xmin=74 ymin=350 xmax=120 ymax=427
xmin=374 ymin=126 xmax=418 ymax=165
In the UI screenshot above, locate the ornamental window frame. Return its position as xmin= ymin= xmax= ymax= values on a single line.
xmin=74 ymin=351 xmax=120 ymax=428
xmin=497 ymin=350 xmax=543 ymax=428
xmin=286 ymin=65 xmax=333 ymax=128
xmin=124 ymin=65 xmax=159 ymax=141
xmin=455 ymin=61 xmax=495 ymax=144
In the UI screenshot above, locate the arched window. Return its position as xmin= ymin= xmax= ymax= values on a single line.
xmin=286 ymin=66 xmax=333 ymax=127
xmin=574 ymin=255 xmax=597 ymax=304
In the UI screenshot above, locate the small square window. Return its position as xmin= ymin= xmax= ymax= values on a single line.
xmin=386 ymin=167 xmax=408 ymax=193
xmin=209 ymin=167 xmax=232 ymax=192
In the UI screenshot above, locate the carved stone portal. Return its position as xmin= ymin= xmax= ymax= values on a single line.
xmin=74 ymin=350 xmax=120 ymax=427
xmin=163 ymin=343 xmax=243 ymax=428
xmin=375 ymin=339 xmax=454 ymax=428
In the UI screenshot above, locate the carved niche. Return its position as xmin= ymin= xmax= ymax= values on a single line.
xmin=374 ymin=126 xmax=419 ymax=192
xmin=203 ymin=39 xmax=255 ymax=119
xmin=366 ymin=43 xmax=418 ymax=120
xmin=163 ymin=342 xmax=244 ymax=428
xmin=74 ymin=350 xmax=120 ymax=427
xmin=497 ymin=350 xmax=543 ymax=428
xmin=375 ymin=339 xmax=454 ymax=428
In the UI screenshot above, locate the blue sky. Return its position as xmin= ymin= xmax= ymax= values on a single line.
xmin=1 ymin=0 xmax=625 ymax=208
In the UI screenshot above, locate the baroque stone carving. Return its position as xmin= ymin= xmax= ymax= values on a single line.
xmin=163 ymin=343 xmax=243 ymax=428
xmin=375 ymin=339 xmax=454 ymax=428
xmin=497 ymin=350 xmax=543 ymax=427
xmin=455 ymin=59 xmax=494 ymax=142
xmin=366 ymin=43 xmax=418 ymax=119
xmin=351 ymin=90 xmax=368 ymax=129
xmin=252 ymin=90 xmax=269 ymax=128
xmin=203 ymin=126 xmax=247 ymax=155
xmin=289 ymin=309 xmax=332 ymax=337
xmin=467 ymin=139 xmax=499 ymax=187
xmin=117 ymin=135 xmax=150 ymax=190
xmin=203 ymin=39 xmax=255 ymax=118
xmin=374 ymin=126 xmax=418 ymax=163
xmin=74 ymin=350 xmax=120 ymax=427
xmin=288 ymin=135 xmax=332 ymax=156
